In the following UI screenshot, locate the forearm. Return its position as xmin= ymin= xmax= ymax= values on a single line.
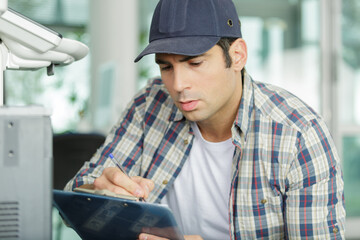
xmin=63 ymin=159 xmax=105 ymax=191
xmin=63 ymin=90 xmax=148 ymax=191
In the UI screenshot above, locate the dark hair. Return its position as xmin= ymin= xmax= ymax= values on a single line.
xmin=216 ymin=37 xmax=246 ymax=81
xmin=216 ymin=37 xmax=238 ymax=68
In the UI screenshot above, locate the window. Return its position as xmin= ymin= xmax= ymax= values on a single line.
xmin=137 ymin=0 xmax=160 ymax=89
xmin=5 ymin=0 xmax=90 ymax=133
xmin=235 ymin=0 xmax=321 ymax=112
xmin=339 ymin=0 xmax=360 ymax=235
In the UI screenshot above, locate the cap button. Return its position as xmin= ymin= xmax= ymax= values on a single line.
xmin=184 ymin=139 xmax=189 ymax=145
xmin=261 ymin=199 xmax=267 ymax=204
xmin=162 ymin=180 xmax=169 ymax=185
xmin=333 ymin=227 xmax=339 ymax=234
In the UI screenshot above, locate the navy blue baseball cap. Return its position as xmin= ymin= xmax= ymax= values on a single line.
xmin=134 ymin=0 xmax=242 ymax=62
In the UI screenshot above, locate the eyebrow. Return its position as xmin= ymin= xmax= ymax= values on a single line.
xmin=155 ymin=54 xmax=206 ymax=65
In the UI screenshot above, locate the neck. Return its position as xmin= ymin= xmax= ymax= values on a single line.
xmin=196 ymin=120 xmax=233 ymax=142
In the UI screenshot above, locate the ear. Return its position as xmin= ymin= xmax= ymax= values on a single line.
xmin=229 ymin=38 xmax=247 ymax=72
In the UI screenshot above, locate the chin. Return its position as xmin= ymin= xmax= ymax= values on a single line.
xmin=182 ymin=112 xmax=206 ymax=123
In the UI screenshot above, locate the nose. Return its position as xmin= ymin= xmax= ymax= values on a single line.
xmin=172 ymin=66 xmax=190 ymax=93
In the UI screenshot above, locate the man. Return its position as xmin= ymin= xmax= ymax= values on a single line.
xmin=65 ymin=0 xmax=346 ymax=239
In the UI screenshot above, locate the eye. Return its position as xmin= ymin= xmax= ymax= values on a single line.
xmin=189 ymin=61 xmax=202 ymax=67
xmin=160 ymin=65 xmax=172 ymax=71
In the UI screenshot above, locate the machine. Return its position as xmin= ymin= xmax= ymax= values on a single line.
xmin=0 ymin=1 xmax=88 ymax=239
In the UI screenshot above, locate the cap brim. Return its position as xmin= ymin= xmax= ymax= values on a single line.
xmin=134 ymin=36 xmax=220 ymax=62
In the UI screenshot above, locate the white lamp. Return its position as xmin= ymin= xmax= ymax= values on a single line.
xmin=0 ymin=6 xmax=89 ymax=105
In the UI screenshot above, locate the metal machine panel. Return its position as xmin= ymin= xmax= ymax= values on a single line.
xmin=0 ymin=106 xmax=52 ymax=240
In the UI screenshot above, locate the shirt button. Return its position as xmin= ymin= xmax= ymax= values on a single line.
xmin=162 ymin=180 xmax=169 ymax=185
xmin=183 ymin=139 xmax=189 ymax=145
xmin=333 ymin=227 xmax=339 ymax=234
xmin=261 ymin=199 xmax=267 ymax=204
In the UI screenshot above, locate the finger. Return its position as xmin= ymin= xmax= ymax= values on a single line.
xmin=184 ymin=235 xmax=204 ymax=240
xmin=92 ymin=171 xmax=129 ymax=194
xmin=138 ymin=233 xmax=169 ymax=240
xmin=132 ymin=177 xmax=155 ymax=199
xmin=144 ymin=178 xmax=155 ymax=191
xmin=94 ymin=175 xmax=137 ymax=197
xmin=93 ymin=170 xmax=114 ymax=189
xmin=141 ymin=227 xmax=180 ymax=239
xmin=98 ymin=167 xmax=145 ymax=198
xmin=107 ymin=168 xmax=145 ymax=197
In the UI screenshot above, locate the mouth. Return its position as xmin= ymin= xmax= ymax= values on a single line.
xmin=179 ymin=100 xmax=199 ymax=112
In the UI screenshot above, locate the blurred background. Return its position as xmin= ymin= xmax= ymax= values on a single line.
xmin=4 ymin=0 xmax=360 ymax=239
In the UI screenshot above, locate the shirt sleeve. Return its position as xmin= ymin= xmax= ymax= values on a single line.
xmin=284 ymin=118 xmax=346 ymax=239
xmin=64 ymin=87 xmax=148 ymax=191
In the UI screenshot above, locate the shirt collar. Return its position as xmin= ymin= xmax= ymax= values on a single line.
xmin=232 ymin=71 xmax=254 ymax=144
xmin=168 ymin=103 xmax=184 ymax=121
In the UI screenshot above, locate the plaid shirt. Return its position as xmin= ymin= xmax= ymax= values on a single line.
xmin=65 ymin=72 xmax=346 ymax=239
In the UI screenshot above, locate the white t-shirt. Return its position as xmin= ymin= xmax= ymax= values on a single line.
xmin=160 ymin=122 xmax=235 ymax=240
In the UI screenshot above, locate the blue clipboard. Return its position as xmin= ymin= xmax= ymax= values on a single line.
xmin=53 ymin=189 xmax=184 ymax=240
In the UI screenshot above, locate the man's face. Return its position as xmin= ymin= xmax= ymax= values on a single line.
xmin=155 ymin=44 xmax=244 ymax=126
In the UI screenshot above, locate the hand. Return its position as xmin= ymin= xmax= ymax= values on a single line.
xmin=138 ymin=233 xmax=203 ymax=240
xmin=84 ymin=167 xmax=155 ymax=200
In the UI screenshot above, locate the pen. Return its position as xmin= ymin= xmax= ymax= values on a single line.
xmin=108 ymin=153 xmax=146 ymax=202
